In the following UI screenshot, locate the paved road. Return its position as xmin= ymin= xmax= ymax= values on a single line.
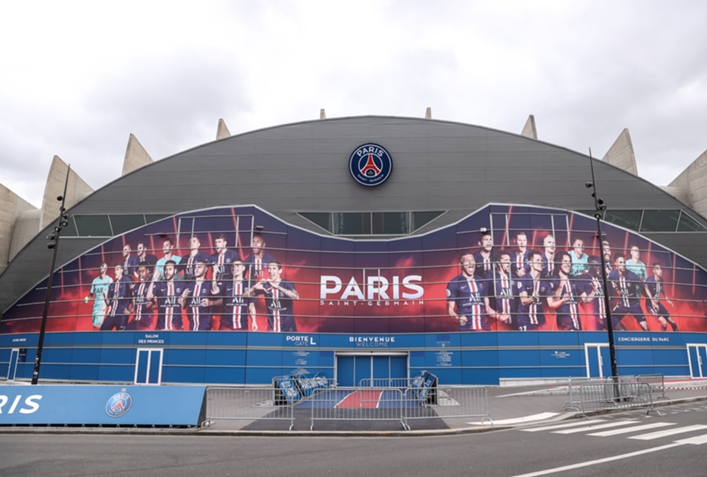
xmin=1 ymin=402 xmax=707 ymax=476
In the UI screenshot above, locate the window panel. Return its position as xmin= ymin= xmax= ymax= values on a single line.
xmin=412 ymin=211 xmax=444 ymax=231
xmin=109 ymin=215 xmax=146 ymax=235
xmin=61 ymin=216 xmax=78 ymax=237
xmin=299 ymin=212 xmax=332 ymax=232
xmin=677 ymin=212 xmax=707 ymax=232
xmin=74 ymin=215 xmax=112 ymax=237
xmin=604 ymin=210 xmax=642 ymax=231
xmin=640 ymin=210 xmax=680 ymax=232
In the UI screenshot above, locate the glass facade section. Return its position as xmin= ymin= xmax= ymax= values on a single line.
xmin=604 ymin=210 xmax=642 ymax=231
xmin=299 ymin=212 xmax=331 ymax=232
xmin=678 ymin=212 xmax=707 ymax=232
xmin=640 ymin=210 xmax=680 ymax=232
xmin=412 ymin=211 xmax=444 ymax=230
xmin=109 ymin=215 xmax=146 ymax=235
xmin=74 ymin=215 xmax=112 ymax=237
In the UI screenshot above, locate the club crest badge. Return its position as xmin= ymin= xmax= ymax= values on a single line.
xmin=105 ymin=390 xmax=133 ymax=418
xmin=349 ymin=143 xmax=393 ymax=187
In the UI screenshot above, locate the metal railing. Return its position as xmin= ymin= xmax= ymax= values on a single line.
xmin=308 ymin=387 xmax=406 ymax=430
xmin=637 ymin=374 xmax=667 ymax=400
xmin=405 ymin=385 xmax=492 ymax=427
xmin=561 ymin=377 xmax=607 ymax=411
xmin=205 ymin=387 xmax=295 ymax=430
xmin=578 ymin=381 xmax=661 ymax=416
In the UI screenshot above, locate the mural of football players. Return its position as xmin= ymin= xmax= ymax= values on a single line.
xmin=645 ymin=263 xmax=679 ymax=331
xmin=579 ymin=256 xmax=608 ymax=331
xmin=548 ymin=252 xmax=582 ymax=330
xmin=155 ymin=237 xmax=181 ymax=278
xmin=180 ymin=235 xmax=211 ymax=282
xmin=446 ymin=252 xmax=491 ymax=331
xmin=516 ymin=251 xmax=551 ymax=331
xmin=126 ymin=263 xmax=154 ymax=330
xmin=570 ymin=237 xmax=588 ymax=276
xmin=147 ymin=260 xmax=186 ymax=330
xmin=541 ymin=234 xmax=556 ymax=277
xmin=120 ymin=244 xmax=139 ymax=280
xmin=100 ymin=263 xmax=133 ymax=331
xmin=244 ymin=234 xmax=276 ymax=280
xmin=253 ymin=260 xmax=299 ymax=332
xmin=608 ymin=253 xmax=648 ymax=331
xmin=217 ymin=259 xmax=257 ymax=331
xmin=511 ymin=230 xmax=532 ymax=278
xmin=179 ymin=259 xmax=221 ymax=331
xmin=211 ymin=233 xmax=240 ymax=281
xmin=84 ymin=262 xmax=112 ymax=329
xmin=473 ymin=231 xmax=494 ymax=278
xmin=486 ymin=251 xmax=514 ymax=327
xmin=135 ymin=241 xmax=158 ymax=277
xmin=626 ymin=245 xmax=648 ymax=281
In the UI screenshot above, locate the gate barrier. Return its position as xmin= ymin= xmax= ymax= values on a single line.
xmin=307 ymin=385 xmax=491 ymax=431
xmin=637 ymin=374 xmax=667 ymax=400
xmin=205 ymin=387 xmax=295 ymax=430
xmin=561 ymin=377 xmax=608 ymax=411
xmin=578 ymin=382 xmax=661 ymax=416
xmin=561 ymin=374 xmax=667 ymax=412
xmin=204 ymin=384 xmax=491 ymax=431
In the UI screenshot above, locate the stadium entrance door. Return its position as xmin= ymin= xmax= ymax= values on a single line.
xmin=6 ymin=348 xmax=19 ymax=381
xmin=335 ymin=353 xmax=408 ymax=387
xmin=134 ymin=348 xmax=163 ymax=384
xmin=585 ymin=343 xmax=610 ymax=378
xmin=687 ymin=344 xmax=707 ymax=379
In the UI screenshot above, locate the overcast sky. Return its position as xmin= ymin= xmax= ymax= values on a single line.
xmin=1 ymin=0 xmax=706 ymax=207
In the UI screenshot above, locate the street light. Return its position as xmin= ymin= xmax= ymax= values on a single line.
xmin=587 ymin=149 xmax=619 ymax=382
xmin=31 ymin=166 xmax=71 ymax=385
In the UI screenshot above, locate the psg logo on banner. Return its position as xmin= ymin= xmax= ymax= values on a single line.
xmin=349 ymin=143 xmax=393 ymax=187
xmin=105 ymin=390 xmax=133 ymax=418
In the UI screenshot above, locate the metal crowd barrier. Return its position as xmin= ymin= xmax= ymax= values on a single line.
xmin=561 ymin=377 xmax=607 ymax=411
xmin=306 ymin=385 xmax=491 ymax=430
xmin=637 ymin=374 xmax=667 ymax=400
xmin=308 ymin=387 xmax=406 ymax=430
xmin=578 ymin=382 xmax=661 ymax=416
xmin=204 ymin=387 xmax=295 ymax=430
xmin=205 ymin=383 xmax=492 ymax=431
xmin=405 ymin=385 xmax=492 ymax=428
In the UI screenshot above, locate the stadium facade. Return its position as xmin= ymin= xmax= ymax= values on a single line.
xmin=1 ymin=115 xmax=707 ymax=386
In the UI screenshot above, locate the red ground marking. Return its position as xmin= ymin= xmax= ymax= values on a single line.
xmin=335 ymin=390 xmax=383 ymax=408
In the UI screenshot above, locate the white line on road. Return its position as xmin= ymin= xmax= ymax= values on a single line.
xmin=630 ymin=425 xmax=707 ymax=440
xmin=510 ymin=443 xmax=682 ymax=477
xmin=676 ymin=433 xmax=707 ymax=445
xmin=588 ymin=422 xmax=675 ymax=437
xmin=512 ymin=430 xmax=707 ymax=476
xmin=520 ymin=420 xmax=608 ymax=432
xmin=553 ymin=420 xmax=637 ymax=434
xmin=468 ymin=412 xmax=559 ymax=426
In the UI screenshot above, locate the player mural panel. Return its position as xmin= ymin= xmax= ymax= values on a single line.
xmin=1 ymin=204 xmax=706 ymax=334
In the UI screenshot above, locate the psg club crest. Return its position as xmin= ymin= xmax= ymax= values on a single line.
xmin=349 ymin=143 xmax=393 ymax=187
xmin=105 ymin=390 xmax=133 ymax=418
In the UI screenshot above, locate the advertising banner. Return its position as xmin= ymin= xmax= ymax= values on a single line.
xmin=0 ymin=385 xmax=206 ymax=426
xmin=1 ymin=204 xmax=705 ymax=335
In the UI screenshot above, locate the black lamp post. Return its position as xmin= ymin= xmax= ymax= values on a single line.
xmin=586 ymin=150 xmax=619 ymax=381
xmin=31 ymin=166 xmax=71 ymax=385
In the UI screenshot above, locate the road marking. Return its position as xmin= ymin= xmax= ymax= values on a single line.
xmin=630 ymin=425 xmax=707 ymax=440
xmin=676 ymin=433 xmax=707 ymax=445
xmin=588 ymin=422 xmax=675 ymax=437
xmin=469 ymin=412 xmax=559 ymax=426
xmin=511 ymin=443 xmax=682 ymax=477
xmin=553 ymin=420 xmax=637 ymax=434
xmin=520 ymin=420 xmax=607 ymax=432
